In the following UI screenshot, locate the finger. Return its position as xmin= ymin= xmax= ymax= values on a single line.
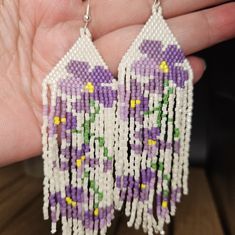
xmin=37 ymin=0 xmax=229 ymax=39
xmin=188 ymin=56 xmax=207 ymax=84
xmin=94 ymin=3 xmax=235 ymax=73
xmin=90 ymin=0 xmax=230 ymax=39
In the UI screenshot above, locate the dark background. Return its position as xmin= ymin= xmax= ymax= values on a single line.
xmin=190 ymin=39 xmax=235 ymax=234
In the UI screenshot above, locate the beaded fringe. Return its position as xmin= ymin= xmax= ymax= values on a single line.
xmin=114 ymin=66 xmax=193 ymax=234
xmin=113 ymin=6 xmax=193 ymax=235
xmin=41 ymin=6 xmax=193 ymax=235
xmin=42 ymin=28 xmax=117 ymax=235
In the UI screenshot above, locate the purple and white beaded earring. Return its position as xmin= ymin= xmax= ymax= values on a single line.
xmin=114 ymin=0 xmax=193 ymax=234
xmin=41 ymin=1 xmax=117 ymax=235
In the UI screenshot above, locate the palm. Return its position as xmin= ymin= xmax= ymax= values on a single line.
xmin=0 ymin=0 xmax=235 ymax=165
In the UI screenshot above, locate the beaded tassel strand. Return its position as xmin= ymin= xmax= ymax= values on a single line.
xmin=114 ymin=3 xmax=194 ymax=235
xmin=42 ymin=27 xmax=118 ymax=235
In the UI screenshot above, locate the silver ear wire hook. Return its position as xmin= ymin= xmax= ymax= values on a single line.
xmin=83 ymin=0 xmax=91 ymax=29
xmin=153 ymin=0 xmax=160 ymax=7
xmin=152 ymin=0 xmax=161 ymax=13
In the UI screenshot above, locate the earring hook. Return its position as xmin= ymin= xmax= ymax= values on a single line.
xmin=83 ymin=0 xmax=91 ymax=29
xmin=153 ymin=0 xmax=160 ymax=6
xmin=152 ymin=0 xmax=161 ymax=13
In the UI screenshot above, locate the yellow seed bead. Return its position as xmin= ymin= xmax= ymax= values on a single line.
xmin=130 ymin=100 xmax=136 ymax=108
xmin=94 ymin=208 xmax=99 ymax=216
xmin=66 ymin=197 xmax=72 ymax=204
xmin=162 ymin=201 xmax=168 ymax=208
xmin=76 ymin=159 xmax=82 ymax=167
xmin=54 ymin=116 xmax=60 ymax=125
xmin=85 ymin=82 xmax=94 ymax=93
xmin=61 ymin=117 xmax=66 ymax=123
xmin=136 ymin=100 xmax=141 ymax=105
xmin=141 ymin=184 xmax=146 ymax=189
xmin=159 ymin=61 xmax=169 ymax=73
xmin=148 ymin=139 xmax=157 ymax=146
xmin=81 ymin=155 xmax=86 ymax=161
xmin=71 ymin=201 xmax=77 ymax=207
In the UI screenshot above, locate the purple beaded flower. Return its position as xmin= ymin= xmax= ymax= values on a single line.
xmin=118 ymin=80 xmax=149 ymax=122
xmin=131 ymin=127 xmax=161 ymax=155
xmin=61 ymin=60 xmax=117 ymax=108
xmin=131 ymin=40 xmax=189 ymax=88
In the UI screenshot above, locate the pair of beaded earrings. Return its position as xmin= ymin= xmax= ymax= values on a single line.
xmin=42 ymin=0 xmax=193 ymax=235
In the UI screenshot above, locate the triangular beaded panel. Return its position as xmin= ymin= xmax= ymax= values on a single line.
xmin=114 ymin=7 xmax=193 ymax=234
xmin=42 ymin=28 xmax=117 ymax=235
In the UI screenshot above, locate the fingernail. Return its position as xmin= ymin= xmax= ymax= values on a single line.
xmin=202 ymin=59 xmax=207 ymax=71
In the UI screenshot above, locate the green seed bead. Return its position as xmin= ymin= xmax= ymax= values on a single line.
xmin=163 ymin=95 xmax=169 ymax=104
xmin=98 ymin=137 xmax=105 ymax=147
xmin=144 ymin=111 xmax=150 ymax=115
xmin=163 ymin=190 xmax=169 ymax=197
xmin=151 ymin=163 xmax=157 ymax=170
xmin=98 ymin=192 xmax=104 ymax=201
xmin=164 ymin=80 xmax=169 ymax=87
xmin=104 ymin=147 xmax=108 ymax=157
xmin=84 ymin=171 xmax=89 ymax=177
xmin=84 ymin=121 xmax=90 ymax=129
xmin=157 ymin=120 xmax=161 ymax=127
xmin=84 ymin=131 xmax=89 ymax=136
xmin=168 ymin=87 xmax=174 ymax=94
xmin=84 ymin=132 xmax=89 ymax=138
xmin=90 ymin=180 xmax=95 ymax=189
xmin=90 ymin=113 xmax=96 ymax=123
xmin=159 ymin=163 xmax=164 ymax=171
xmin=95 ymin=106 xmax=100 ymax=114
xmin=94 ymin=203 xmax=99 ymax=208
xmin=89 ymin=99 xmax=95 ymax=106
xmin=163 ymin=174 xmax=170 ymax=181
xmin=174 ymin=128 xmax=180 ymax=138
xmin=72 ymin=129 xmax=78 ymax=133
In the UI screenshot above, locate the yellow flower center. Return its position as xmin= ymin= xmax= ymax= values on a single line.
xmin=159 ymin=61 xmax=169 ymax=73
xmin=54 ymin=116 xmax=60 ymax=125
xmin=81 ymin=155 xmax=86 ymax=161
xmin=71 ymin=201 xmax=77 ymax=207
xmin=94 ymin=208 xmax=99 ymax=216
xmin=148 ymin=139 xmax=157 ymax=146
xmin=66 ymin=197 xmax=72 ymax=204
xmin=66 ymin=197 xmax=77 ymax=207
xmin=54 ymin=117 xmax=66 ymax=125
xmin=130 ymin=99 xmax=141 ymax=108
xmin=76 ymin=156 xmax=86 ymax=168
xmin=85 ymin=82 xmax=94 ymax=93
xmin=61 ymin=117 xmax=66 ymax=123
xmin=162 ymin=201 xmax=168 ymax=208
xmin=76 ymin=159 xmax=82 ymax=167
xmin=140 ymin=184 xmax=147 ymax=189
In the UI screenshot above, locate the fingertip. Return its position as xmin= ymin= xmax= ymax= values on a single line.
xmin=187 ymin=56 xmax=207 ymax=84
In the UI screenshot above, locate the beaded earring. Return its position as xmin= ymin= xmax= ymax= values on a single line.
xmin=114 ymin=0 xmax=193 ymax=234
xmin=41 ymin=1 xmax=117 ymax=235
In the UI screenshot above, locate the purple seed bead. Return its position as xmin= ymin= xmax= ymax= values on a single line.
xmin=116 ymin=176 xmax=121 ymax=188
xmin=123 ymin=176 xmax=128 ymax=188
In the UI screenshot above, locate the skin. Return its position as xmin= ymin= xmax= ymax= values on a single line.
xmin=0 ymin=0 xmax=235 ymax=166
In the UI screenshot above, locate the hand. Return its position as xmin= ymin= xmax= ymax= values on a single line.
xmin=0 ymin=0 xmax=234 ymax=165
